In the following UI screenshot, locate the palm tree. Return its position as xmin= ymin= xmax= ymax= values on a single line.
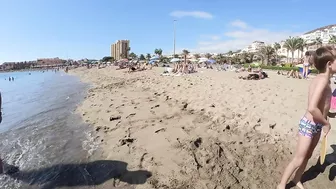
xmin=329 ymin=35 xmax=336 ymax=47
xmin=258 ymin=45 xmax=275 ymax=65
xmin=139 ymin=54 xmax=145 ymax=60
xmin=297 ymin=38 xmax=305 ymax=59
xmin=205 ymin=53 xmax=212 ymax=59
xmin=216 ymin=53 xmax=225 ymax=64
xmin=315 ymin=37 xmax=323 ymax=48
xmin=283 ymin=37 xmax=300 ymax=64
xmin=182 ymin=49 xmax=190 ymax=65
xmin=245 ymin=53 xmax=254 ymax=63
xmin=127 ymin=47 xmax=131 ymax=58
xmin=240 ymin=52 xmax=249 ymax=63
xmin=146 ymin=53 xmax=151 ymax=60
xmin=273 ymin=42 xmax=281 ymax=63
xmin=154 ymin=48 xmax=163 ymax=57
xmin=194 ymin=53 xmax=201 ymax=59
xmin=129 ymin=52 xmax=137 ymax=60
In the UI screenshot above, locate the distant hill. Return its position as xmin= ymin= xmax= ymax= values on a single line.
xmin=304 ymin=24 xmax=336 ymax=35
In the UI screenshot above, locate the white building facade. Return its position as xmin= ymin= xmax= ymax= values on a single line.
xmin=242 ymin=41 xmax=265 ymax=53
xmin=301 ymin=25 xmax=336 ymax=44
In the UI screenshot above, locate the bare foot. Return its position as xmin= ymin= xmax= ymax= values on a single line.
xmin=295 ymin=181 xmax=305 ymax=189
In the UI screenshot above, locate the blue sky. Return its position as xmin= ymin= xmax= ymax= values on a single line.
xmin=0 ymin=0 xmax=335 ymax=62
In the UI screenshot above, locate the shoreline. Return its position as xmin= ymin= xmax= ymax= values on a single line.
xmin=69 ymin=67 xmax=336 ymax=188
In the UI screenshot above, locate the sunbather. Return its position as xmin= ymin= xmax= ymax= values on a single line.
xmin=239 ymin=71 xmax=268 ymax=80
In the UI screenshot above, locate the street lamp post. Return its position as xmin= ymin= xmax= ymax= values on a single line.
xmin=173 ymin=20 xmax=177 ymax=57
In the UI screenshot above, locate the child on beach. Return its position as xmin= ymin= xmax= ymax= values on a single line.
xmin=277 ymin=46 xmax=336 ymax=189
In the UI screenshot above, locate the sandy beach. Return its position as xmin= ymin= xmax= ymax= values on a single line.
xmin=70 ymin=67 xmax=336 ymax=189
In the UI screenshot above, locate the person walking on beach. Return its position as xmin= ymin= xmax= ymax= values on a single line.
xmin=302 ymin=51 xmax=311 ymax=79
xmin=277 ymin=46 xmax=336 ymax=189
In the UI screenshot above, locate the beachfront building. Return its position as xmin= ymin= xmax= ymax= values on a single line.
xmin=37 ymin=57 xmax=65 ymax=66
xmin=301 ymin=24 xmax=336 ymax=46
xmin=111 ymin=40 xmax=130 ymax=60
xmin=242 ymin=41 xmax=265 ymax=53
xmin=1 ymin=60 xmax=37 ymax=71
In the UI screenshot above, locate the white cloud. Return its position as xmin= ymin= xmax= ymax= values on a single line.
xmin=230 ymin=20 xmax=248 ymax=29
xmin=189 ymin=20 xmax=302 ymax=53
xmin=200 ymin=35 xmax=221 ymax=40
xmin=170 ymin=11 xmax=213 ymax=19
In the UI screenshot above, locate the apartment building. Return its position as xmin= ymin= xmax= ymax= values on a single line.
xmin=242 ymin=41 xmax=265 ymax=53
xmin=111 ymin=40 xmax=130 ymax=60
xmin=301 ymin=24 xmax=336 ymax=44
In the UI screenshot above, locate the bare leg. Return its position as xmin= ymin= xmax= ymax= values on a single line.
xmin=277 ymin=134 xmax=313 ymax=189
xmin=292 ymin=132 xmax=321 ymax=189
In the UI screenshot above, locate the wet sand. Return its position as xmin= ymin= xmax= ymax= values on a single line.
xmin=70 ymin=67 xmax=336 ymax=189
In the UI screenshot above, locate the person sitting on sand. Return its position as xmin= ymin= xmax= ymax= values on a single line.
xmin=247 ymin=65 xmax=252 ymax=72
xmin=187 ymin=63 xmax=196 ymax=73
xmin=235 ymin=67 xmax=245 ymax=73
xmin=238 ymin=71 xmax=268 ymax=80
xmin=277 ymin=46 xmax=336 ymax=189
xmin=277 ymin=70 xmax=300 ymax=79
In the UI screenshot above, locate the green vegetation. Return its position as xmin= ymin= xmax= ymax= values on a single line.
xmin=129 ymin=52 xmax=137 ymax=59
xmin=139 ymin=54 xmax=145 ymax=60
xmin=101 ymin=56 xmax=114 ymax=62
xmin=154 ymin=48 xmax=163 ymax=57
xmin=243 ymin=63 xmax=318 ymax=74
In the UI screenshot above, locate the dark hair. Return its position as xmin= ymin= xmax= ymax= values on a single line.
xmin=305 ymin=51 xmax=310 ymax=56
xmin=312 ymin=46 xmax=336 ymax=72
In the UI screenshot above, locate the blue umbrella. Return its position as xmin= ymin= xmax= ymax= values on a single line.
xmin=149 ymin=60 xmax=156 ymax=64
xmin=207 ymin=59 xmax=216 ymax=64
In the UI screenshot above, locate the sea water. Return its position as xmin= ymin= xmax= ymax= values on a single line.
xmin=0 ymin=70 xmax=100 ymax=189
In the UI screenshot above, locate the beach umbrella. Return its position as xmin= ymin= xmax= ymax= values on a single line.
xmin=207 ymin=59 xmax=216 ymax=64
xmin=198 ymin=57 xmax=208 ymax=63
xmin=150 ymin=56 xmax=159 ymax=61
xmin=149 ymin=60 xmax=157 ymax=64
xmin=189 ymin=59 xmax=198 ymax=62
xmin=170 ymin=58 xmax=181 ymax=63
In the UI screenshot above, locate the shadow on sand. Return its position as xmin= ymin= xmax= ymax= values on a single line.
xmin=301 ymin=144 xmax=336 ymax=183
xmin=286 ymin=144 xmax=336 ymax=189
xmin=8 ymin=160 xmax=152 ymax=189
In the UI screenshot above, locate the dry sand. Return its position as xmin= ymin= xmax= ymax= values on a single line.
xmin=70 ymin=67 xmax=336 ymax=189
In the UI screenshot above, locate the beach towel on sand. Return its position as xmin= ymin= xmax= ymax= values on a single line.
xmin=330 ymin=89 xmax=336 ymax=112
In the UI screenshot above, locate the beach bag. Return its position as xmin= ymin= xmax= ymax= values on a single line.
xmin=330 ymin=89 xmax=336 ymax=113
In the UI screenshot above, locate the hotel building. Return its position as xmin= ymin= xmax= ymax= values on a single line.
xmin=111 ymin=40 xmax=130 ymax=60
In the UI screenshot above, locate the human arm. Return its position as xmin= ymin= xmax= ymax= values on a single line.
xmin=307 ymin=78 xmax=329 ymax=126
